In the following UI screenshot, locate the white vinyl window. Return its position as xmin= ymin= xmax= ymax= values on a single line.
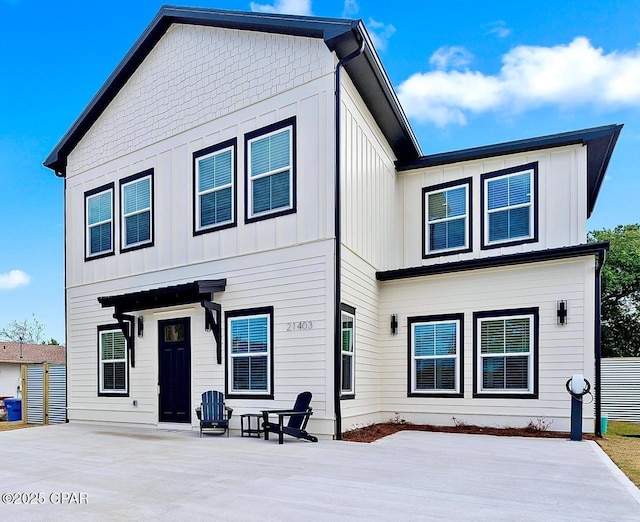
xmin=484 ymin=170 xmax=534 ymax=245
xmin=425 ymin=183 xmax=469 ymax=254
xmin=195 ymin=145 xmax=234 ymax=231
xmin=227 ymin=311 xmax=271 ymax=395
xmin=341 ymin=309 xmax=355 ymax=396
xmin=121 ymin=173 xmax=152 ymax=249
xmin=478 ymin=314 xmax=534 ymax=394
xmin=99 ymin=328 xmax=127 ymax=394
xmin=86 ymin=187 xmax=113 ymax=257
xmin=247 ymin=123 xmax=294 ymax=219
xmin=411 ymin=318 xmax=461 ymax=394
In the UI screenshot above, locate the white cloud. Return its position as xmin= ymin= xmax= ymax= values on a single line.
xmin=249 ymin=0 xmax=312 ymax=15
xmin=485 ymin=21 xmax=511 ymax=39
xmin=342 ymin=0 xmax=359 ymax=18
xmin=367 ymin=18 xmax=396 ymax=52
xmin=430 ymin=46 xmax=473 ymax=70
xmin=398 ymin=37 xmax=640 ymax=127
xmin=0 ymin=270 xmax=30 ymax=290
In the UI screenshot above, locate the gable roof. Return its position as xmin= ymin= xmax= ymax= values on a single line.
xmin=0 ymin=342 xmax=66 ymax=365
xmin=43 ymin=5 xmax=421 ymax=175
xmin=396 ymin=124 xmax=623 ymax=218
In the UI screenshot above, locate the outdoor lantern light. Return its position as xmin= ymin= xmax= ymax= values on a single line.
xmin=137 ymin=316 xmax=144 ymax=337
xmin=391 ymin=314 xmax=398 ymax=335
xmin=557 ymin=300 xmax=568 ymax=325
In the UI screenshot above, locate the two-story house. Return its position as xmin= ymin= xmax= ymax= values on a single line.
xmin=44 ymin=6 xmax=620 ymax=437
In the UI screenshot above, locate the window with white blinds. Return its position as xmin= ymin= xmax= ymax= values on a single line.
xmin=194 ymin=141 xmax=235 ymax=232
xmin=99 ymin=328 xmax=128 ymax=394
xmin=409 ymin=315 xmax=462 ymax=395
xmin=86 ymin=185 xmax=113 ymax=258
xmin=423 ymin=179 xmax=471 ymax=256
xmin=246 ymin=119 xmax=295 ymax=221
xmin=341 ymin=308 xmax=355 ymax=396
xmin=483 ymin=165 xmax=536 ymax=247
xmin=121 ymin=171 xmax=153 ymax=250
xmin=227 ymin=308 xmax=273 ymax=396
xmin=476 ymin=311 xmax=536 ymax=395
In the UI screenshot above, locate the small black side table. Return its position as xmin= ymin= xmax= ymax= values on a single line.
xmin=240 ymin=413 xmax=263 ymax=437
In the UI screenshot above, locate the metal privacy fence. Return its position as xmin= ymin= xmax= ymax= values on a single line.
xmin=601 ymin=357 xmax=640 ymax=422
xmin=22 ymin=364 xmax=66 ymax=424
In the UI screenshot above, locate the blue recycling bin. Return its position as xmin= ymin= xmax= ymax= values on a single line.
xmin=4 ymin=398 xmax=22 ymax=422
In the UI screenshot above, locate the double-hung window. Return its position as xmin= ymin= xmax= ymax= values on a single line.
xmin=408 ymin=314 xmax=463 ymax=396
xmin=423 ymin=179 xmax=471 ymax=257
xmin=474 ymin=308 xmax=538 ymax=397
xmin=482 ymin=164 xmax=537 ymax=248
xmin=120 ymin=170 xmax=153 ymax=251
xmin=245 ymin=118 xmax=296 ymax=222
xmin=341 ymin=305 xmax=355 ymax=397
xmin=226 ymin=307 xmax=273 ymax=398
xmin=85 ymin=184 xmax=114 ymax=259
xmin=193 ymin=140 xmax=236 ymax=234
xmin=98 ymin=326 xmax=128 ymax=395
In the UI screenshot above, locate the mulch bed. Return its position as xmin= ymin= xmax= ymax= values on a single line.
xmin=342 ymin=421 xmax=596 ymax=443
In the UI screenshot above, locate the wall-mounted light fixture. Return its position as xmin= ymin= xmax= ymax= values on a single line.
xmin=137 ymin=316 xmax=144 ymax=337
xmin=557 ymin=301 xmax=568 ymax=325
xmin=391 ymin=314 xmax=398 ymax=335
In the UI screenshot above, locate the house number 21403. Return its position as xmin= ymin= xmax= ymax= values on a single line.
xmin=286 ymin=321 xmax=313 ymax=331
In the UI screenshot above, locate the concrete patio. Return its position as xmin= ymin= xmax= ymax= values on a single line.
xmin=1 ymin=423 xmax=638 ymax=521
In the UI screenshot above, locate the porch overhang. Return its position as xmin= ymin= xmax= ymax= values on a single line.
xmin=98 ymin=279 xmax=226 ymax=366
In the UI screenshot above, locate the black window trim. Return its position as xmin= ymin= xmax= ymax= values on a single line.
xmin=340 ymin=303 xmax=356 ymax=400
xmin=192 ymin=138 xmax=238 ymax=236
xmin=244 ymin=117 xmax=297 ymax=224
xmin=407 ymin=313 xmax=465 ymax=398
xmin=472 ymin=307 xmax=539 ymax=399
xmin=97 ymin=323 xmax=130 ymax=397
xmin=422 ymin=177 xmax=473 ymax=259
xmin=225 ymin=306 xmax=275 ymax=400
xmin=84 ymin=182 xmax=115 ymax=262
xmin=480 ymin=162 xmax=539 ymax=250
xmin=119 ymin=168 xmax=155 ymax=254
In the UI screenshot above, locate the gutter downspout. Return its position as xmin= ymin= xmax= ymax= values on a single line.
xmin=594 ymin=247 xmax=607 ymax=437
xmin=333 ymin=38 xmax=365 ymax=440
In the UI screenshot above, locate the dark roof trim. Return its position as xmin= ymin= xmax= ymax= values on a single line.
xmin=98 ymin=279 xmax=226 ymax=313
xmin=397 ymin=124 xmax=622 ymax=218
xmin=44 ymin=6 xmax=420 ymax=175
xmin=376 ymin=242 xmax=609 ymax=282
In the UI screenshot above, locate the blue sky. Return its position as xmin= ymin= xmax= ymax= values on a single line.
xmin=1 ymin=0 xmax=639 ymax=343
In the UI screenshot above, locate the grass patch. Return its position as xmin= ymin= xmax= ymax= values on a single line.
xmin=597 ymin=420 xmax=640 ymax=488
xmin=0 ymin=421 xmax=38 ymax=432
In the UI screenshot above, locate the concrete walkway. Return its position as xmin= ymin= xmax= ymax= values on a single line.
xmin=1 ymin=424 xmax=638 ymax=521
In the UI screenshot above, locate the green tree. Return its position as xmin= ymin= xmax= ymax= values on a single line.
xmin=0 ymin=313 xmax=46 ymax=344
xmin=588 ymin=224 xmax=640 ymax=357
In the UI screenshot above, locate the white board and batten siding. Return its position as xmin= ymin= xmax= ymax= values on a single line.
xmin=601 ymin=357 xmax=640 ymax=422
xmin=339 ymin=74 xmax=398 ymax=425
xmin=368 ymin=257 xmax=597 ymax=433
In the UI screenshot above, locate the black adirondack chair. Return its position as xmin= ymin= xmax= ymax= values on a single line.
xmin=262 ymin=391 xmax=318 ymax=444
xmin=199 ymin=390 xmax=233 ymax=437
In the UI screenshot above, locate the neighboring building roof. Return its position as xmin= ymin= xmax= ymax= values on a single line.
xmin=0 ymin=342 xmax=66 ymax=365
xmin=397 ymin=124 xmax=623 ymax=218
xmin=43 ymin=5 xmax=422 ymax=175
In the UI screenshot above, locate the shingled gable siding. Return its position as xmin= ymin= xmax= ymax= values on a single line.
xmin=67 ymin=25 xmax=332 ymax=176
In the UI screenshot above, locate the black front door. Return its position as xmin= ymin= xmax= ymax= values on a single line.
xmin=158 ymin=318 xmax=191 ymax=423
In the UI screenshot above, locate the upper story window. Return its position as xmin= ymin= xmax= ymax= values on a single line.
xmin=120 ymin=170 xmax=153 ymax=252
xmin=408 ymin=314 xmax=463 ymax=397
xmin=193 ymin=139 xmax=236 ymax=235
xmin=245 ymin=117 xmax=296 ymax=223
xmin=226 ymin=307 xmax=274 ymax=399
xmin=85 ymin=183 xmax=114 ymax=260
xmin=423 ymin=178 xmax=472 ymax=258
xmin=482 ymin=163 xmax=538 ymax=249
xmin=473 ymin=308 xmax=538 ymax=398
